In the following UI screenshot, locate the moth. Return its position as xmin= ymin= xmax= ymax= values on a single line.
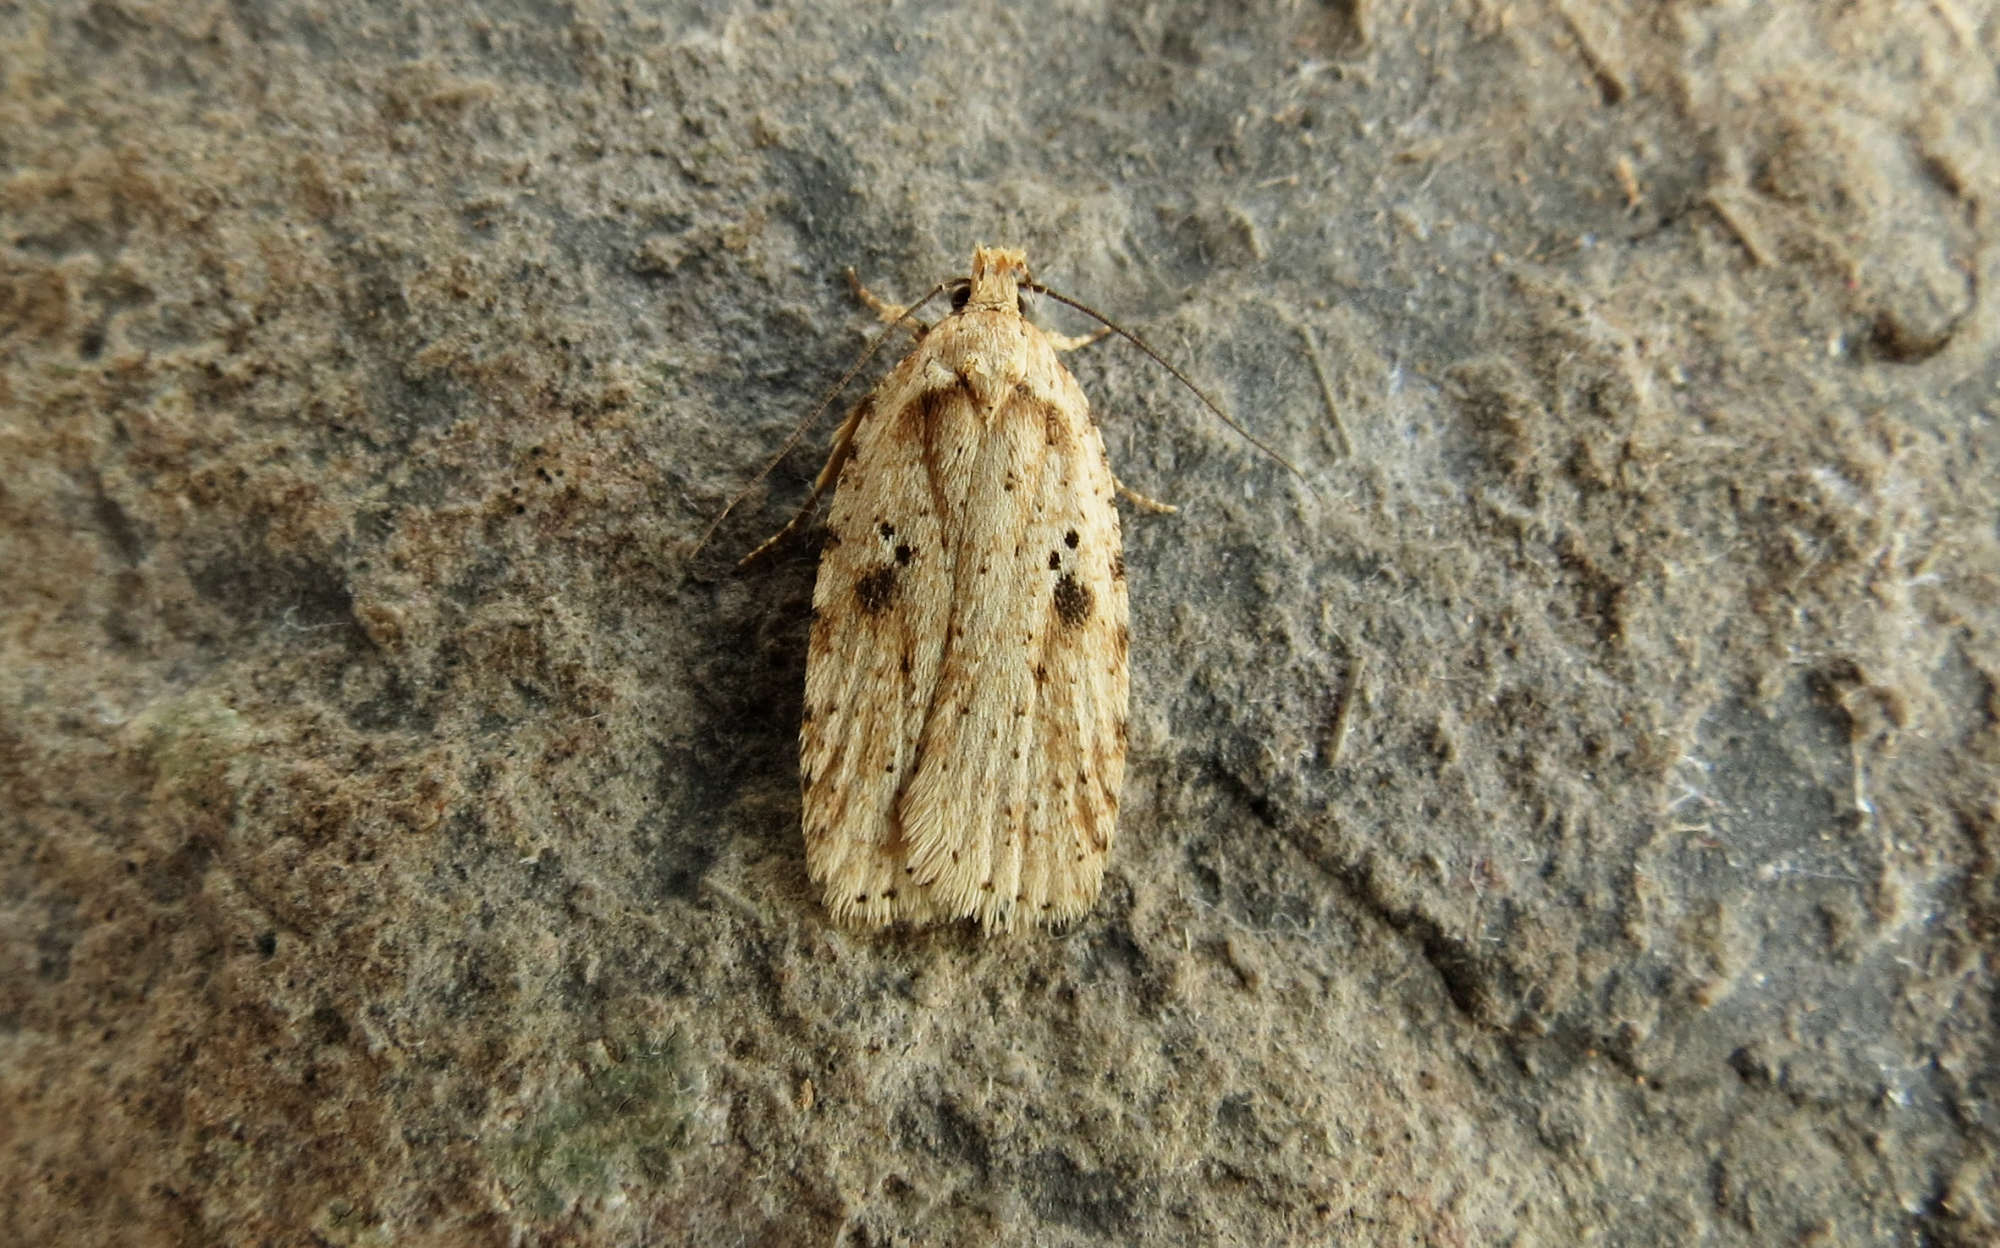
xmin=710 ymin=247 xmax=1288 ymax=931
xmin=777 ymin=247 xmax=1144 ymax=932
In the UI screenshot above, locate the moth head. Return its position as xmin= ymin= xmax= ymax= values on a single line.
xmin=962 ymin=246 xmax=1032 ymax=312
xmin=949 ymin=280 xmax=1032 ymax=315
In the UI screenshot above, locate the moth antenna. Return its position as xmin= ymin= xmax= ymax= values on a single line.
xmin=691 ymin=280 xmax=952 ymax=559
xmin=1025 ymin=282 xmax=1311 ymax=486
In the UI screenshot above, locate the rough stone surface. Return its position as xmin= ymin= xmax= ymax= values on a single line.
xmin=4 ymin=2 xmax=1998 ymax=1244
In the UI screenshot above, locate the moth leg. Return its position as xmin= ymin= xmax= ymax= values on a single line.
xmin=1115 ymin=477 xmax=1178 ymax=515
xmin=846 ymin=267 xmax=930 ymax=335
xmin=740 ymin=397 xmax=869 ymax=566
xmin=1044 ymin=326 xmax=1111 ymax=352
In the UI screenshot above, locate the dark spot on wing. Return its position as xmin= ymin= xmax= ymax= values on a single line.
xmin=855 ymin=565 xmax=899 ymax=614
xmin=1053 ymin=572 xmax=1093 ymax=628
xmin=1047 ymin=551 xmax=1061 ymax=570
xmin=1039 ymin=400 xmax=1067 ymax=445
xmin=1064 ymin=529 xmax=1079 ymax=548
xmin=895 ymin=543 xmax=914 ymax=565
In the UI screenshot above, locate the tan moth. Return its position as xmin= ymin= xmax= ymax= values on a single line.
xmin=724 ymin=246 xmax=1288 ymax=932
xmin=773 ymin=246 xmax=1142 ymax=932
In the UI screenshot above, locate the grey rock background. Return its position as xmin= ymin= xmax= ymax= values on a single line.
xmin=4 ymin=1 xmax=1997 ymax=1244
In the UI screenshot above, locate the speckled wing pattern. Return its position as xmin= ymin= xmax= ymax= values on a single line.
xmin=800 ymin=248 xmax=1130 ymax=932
